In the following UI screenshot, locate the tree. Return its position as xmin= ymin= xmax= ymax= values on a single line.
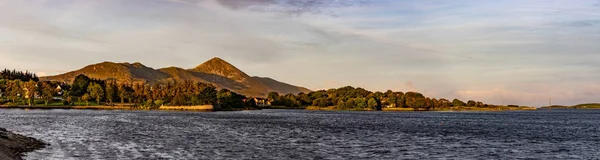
xmin=40 ymin=82 xmax=55 ymax=106
xmin=354 ymin=98 xmax=367 ymax=109
xmin=81 ymin=93 xmax=91 ymax=106
xmin=23 ymin=80 xmax=37 ymax=106
xmin=467 ymin=100 xmax=476 ymax=107
xmin=367 ymin=98 xmax=378 ymax=110
xmin=0 ymin=69 xmax=38 ymax=82
xmin=336 ymin=99 xmax=346 ymax=109
xmin=105 ymin=81 xmax=117 ymax=105
xmin=6 ymin=80 xmax=22 ymax=103
xmin=217 ymin=89 xmax=245 ymax=109
xmin=88 ymin=83 xmax=104 ymax=105
xmin=388 ymin=95 xmax=398 ymax=108
xmin=0 ymin=79 xmax=6 ymax=96
xmin=268 ymin=92 xmax=280 ymax=102
xmin=344 ymin=99 xmax=355 ymax=109
xmin=439 ymin=98 xmax=451 ymax=108
xmin=198 ymin=85 xmax=217 ymax=105
xmin=71 ymin=74 xmax=91 ymax=97
xmin=452 ymin=99 xmax=466 ymax=107
xmin=476 ymin=101 xmax=484 ymax=108
xmin=245 ymin=98 xmax=258 ymax=108
xmin=117 ymin=84 xmax=126 ymax=105
xmin=63 ymin=90 xmax=73 ymax=105
xmin=407 ymin=97 xmax=426 ymax=110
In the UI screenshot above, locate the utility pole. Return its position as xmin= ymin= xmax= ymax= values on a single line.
xmin=549 ymin=97 xmax=552 ymax=112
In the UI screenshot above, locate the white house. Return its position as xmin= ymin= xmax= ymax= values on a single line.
xmin=56 ymin=85 xmax=63 ymax=95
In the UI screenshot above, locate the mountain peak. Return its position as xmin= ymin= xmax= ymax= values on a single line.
xmin=209 ymin=56 xmax=224 ymax=61
xmin=192 ymin=57 xmax=250 ymax=82
xmin=195 ymin=57 xmax=229 ymax=69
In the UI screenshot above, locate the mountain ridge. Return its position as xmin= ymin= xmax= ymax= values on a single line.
xmin=40 ymin=58 xmax=310 ymax=97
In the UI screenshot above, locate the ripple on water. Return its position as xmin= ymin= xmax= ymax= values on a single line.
xmin=0 ymin=109 xmax=598 ymax=159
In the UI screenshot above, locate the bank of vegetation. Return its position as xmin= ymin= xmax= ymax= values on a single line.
xmin=1 ymin=69 xmax=537 ymax=111
xmin=266 ymin=86 xmax=536 ymax=111
xmin=0 ymin=69 xmax=254 ymax=111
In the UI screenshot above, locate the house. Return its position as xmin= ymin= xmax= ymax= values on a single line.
xmin=56 ymin=85 xmax=63 ymax=95
xmin=253 ymin=98 xmax=270 ymax=106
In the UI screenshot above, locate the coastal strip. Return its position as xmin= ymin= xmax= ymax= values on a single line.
xmin=306 ymin=106 xmax=537 ymax=111
xmin=0 ymin=105 xmax=215 ymax=111
xmin=0 ymin=128 xmax=47 ymax=160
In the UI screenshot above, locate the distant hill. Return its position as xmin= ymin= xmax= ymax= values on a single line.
xmin=253 ymin=76 xmax=311 ymax=95
xmin=41 ymin=57 xmax=310 ymax=97
xmin=541 ymin=103 xmax=600 ymax=109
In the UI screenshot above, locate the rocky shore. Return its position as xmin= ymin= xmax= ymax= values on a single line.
xmin=0 ymin=128 xmax=47 ymax=160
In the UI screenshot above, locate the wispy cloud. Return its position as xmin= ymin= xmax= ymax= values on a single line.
xmin=1 ymin=0 xmax=599 ymax=106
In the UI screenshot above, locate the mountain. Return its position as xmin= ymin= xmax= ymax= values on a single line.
xmin=41 ymin=58 xmax=310 ymax=97
xmin=39 ymin=62 xmax=171 ymax=84
xmin=189 ymin=57 xmax=272 ymax=96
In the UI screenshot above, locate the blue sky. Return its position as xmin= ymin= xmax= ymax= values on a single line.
xmin=1 ymin=0 xmax=599 ymax=106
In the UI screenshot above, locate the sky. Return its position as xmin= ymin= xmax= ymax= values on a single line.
xmin=1 ymin=0 xmax=599 ymax=107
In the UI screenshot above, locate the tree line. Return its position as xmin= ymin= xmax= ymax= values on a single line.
xmin=266 ymin=86 xmax=494 ymax=110
xmin=0 ymin=72 xmax=252 ymax=110
xmin=0 ymin=69 xmax=39 ymax=82
xmin=0 ymin=69 xmax=503 ymax=111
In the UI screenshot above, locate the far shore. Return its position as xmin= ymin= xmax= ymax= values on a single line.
xmin=306 ymin=106 xmax=538 ymax=112
xmin=0 ymin=105 xmax=214 ymax=111
xmin=1 ymin=105 xmax=540 ymax=112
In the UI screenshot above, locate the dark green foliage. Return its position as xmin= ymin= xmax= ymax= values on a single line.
xmin=268 ymin=86 xmax=493 ymax=111
xmin=0 ymin=69 xmax=39 ymax=82
xmin=467 ymin=100 xmax=477 ymax=107
xmin=245 ymin=98 xmax=258 ymax=108
xmin=71 ymin=75 xmax=102 ymax=97
xmin=268 ymin=92 xmax=279 ymax=102
xmin=105 ymin=81 xmax=117 ymax=105
xmin=217 ymin=89 xmax=246 ymax=109
xmin=453 ymin=99 xmax=467 ymax=107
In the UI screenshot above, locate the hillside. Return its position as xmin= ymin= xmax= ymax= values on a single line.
xmin=40 ymin=62 xmax=171 ymax=84
xmin=189 ymin=57 xmax=272 ymax=96
xmin=252 ymin=77 xmax=311 ymax=95
xmin=41 ymin=58 xmax=311 ymax=97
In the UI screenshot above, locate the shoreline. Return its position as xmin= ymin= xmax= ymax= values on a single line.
xmin=306 ymin=106 xmax=538 ymax=112
xmin=1 ymin=105 xmax=540 ymax=112
xmin=0 ymin=105 xmax=214 ymax=111
xmin=0 ymin=128 xmax=47 ymax=160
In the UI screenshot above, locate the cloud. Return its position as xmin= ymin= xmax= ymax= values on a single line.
xmin=216 ymin=0 xmax=275 ymax=9
xmin=163 ymin=0 xmax=192 ymax=4
xmin=214 ymin=0 xmax=370 ymax=15
xmin=1 ymin=0 xmax=599 ymax=106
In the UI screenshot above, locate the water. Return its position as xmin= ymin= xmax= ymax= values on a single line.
xmin=0 ymin=109 xmax=599 ymax=159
